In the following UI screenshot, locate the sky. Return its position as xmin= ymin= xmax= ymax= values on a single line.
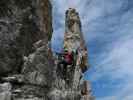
xmin=51 ymin=0 xmax=133 ymax=100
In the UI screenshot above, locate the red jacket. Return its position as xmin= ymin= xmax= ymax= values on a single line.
xmin=64 ymin=52 xmax=73 ymax=64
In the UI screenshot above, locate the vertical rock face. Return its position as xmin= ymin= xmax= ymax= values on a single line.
xmin=0 ymin=0 xmax=54 ymax=100
xmin=0 ymin=0 xmax=52 ymax=75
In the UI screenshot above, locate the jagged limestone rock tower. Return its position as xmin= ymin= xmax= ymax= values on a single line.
xmin=64 ymin=8 xmax=94 ymax=100
xmin=65 ymin=8 xmax=88 ymax=88
xmin=49 ymin=8 xmax=94 ymax=100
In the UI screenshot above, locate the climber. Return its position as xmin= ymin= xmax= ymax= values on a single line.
xmin=77 ymin=47 xmax=88 ymax=73
xmin=57 ymin=49 xmax=73 ymax=79
xmin=64 ymin=49 xmax=73 ymax=65
xmin=82 ymin=48 xmax=88 ymax=73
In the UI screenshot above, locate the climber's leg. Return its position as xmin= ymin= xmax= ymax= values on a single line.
xmin=57 ymin=61 xmax=65 ymax=77
xmin=66 ymin=63 xmax=75 ymax=86
xmin=63 ymin=61 xmax=68 ymax=80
